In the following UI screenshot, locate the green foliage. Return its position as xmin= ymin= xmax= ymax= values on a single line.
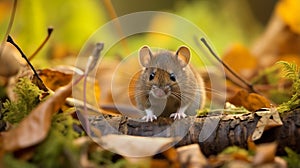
xmin=221 ymin=146 xmax=251 ymax=156
xmin=1 ymin=78 xmax=42 ymax=124
xmin=283 ymin=147 xmax=300 ymax=168
xmin=3 ymin=154 xmax=37 ymax=168
xmin=277 ymin=61 xmax=300 ymax=112
xmin=32 ymin=113 xmax=81 ymax=168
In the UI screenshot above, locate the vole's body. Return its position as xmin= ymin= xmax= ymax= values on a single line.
xmin=133 ymin=46 xmax=205 ymax=122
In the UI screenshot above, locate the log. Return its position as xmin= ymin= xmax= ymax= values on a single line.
xmin=89 ymin=108 xmax=300 ymax=156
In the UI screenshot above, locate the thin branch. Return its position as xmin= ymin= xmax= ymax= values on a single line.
xmin=200 ymin=37 xmax=257 ymax=93
xmin=83 ymin=43 xmax=104 ymax=136
xmin=102 ymin=0 xmax=129 ymax=55
xmin=29 ymin=27 xmax=54 ymax=60
xmin=7 ymin=35 xmax=42 ymax=83
xmin=0 ymin=0 xmax=18 ymax=58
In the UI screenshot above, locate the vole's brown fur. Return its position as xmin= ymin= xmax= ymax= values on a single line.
xmin=130 ymin=46 xmax=205 ymax=122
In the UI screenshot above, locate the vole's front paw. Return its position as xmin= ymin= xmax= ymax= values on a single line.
xmin=142 ymin=114 xmax=157 ymax=122
xmin=142 ymin=109 xmax=157 ymax=122
xmin=170 ymin=112 xmax=187 ymax=120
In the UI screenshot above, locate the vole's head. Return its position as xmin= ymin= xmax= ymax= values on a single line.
xmin=138 ymin=46 xmax=191 ymax=99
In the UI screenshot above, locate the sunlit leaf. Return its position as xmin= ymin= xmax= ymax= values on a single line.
xmin=276 ymin=0 xmax=300 ymax=34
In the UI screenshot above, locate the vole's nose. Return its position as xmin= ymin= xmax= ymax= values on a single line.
xmin=154 ymin=88 xmax=165 ymax=97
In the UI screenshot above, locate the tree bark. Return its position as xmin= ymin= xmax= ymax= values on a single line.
xmin=90 ymin=108 xmax=300 ymax=156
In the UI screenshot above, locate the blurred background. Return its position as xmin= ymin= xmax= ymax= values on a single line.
xmin=0 ymin=0 xmax=278 ymax=66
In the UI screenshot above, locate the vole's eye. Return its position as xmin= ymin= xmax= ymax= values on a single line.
xmin=170 ymin=73 xmax=176 ymax=81
xmin=149 ymin=72 xmax=155 ymax=81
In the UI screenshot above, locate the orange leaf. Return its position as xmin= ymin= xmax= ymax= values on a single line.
xmin=38 ymin=68 xmax=73 ymax=91
xmin=228 ymin=89 xmax=271 ymax=111
xmin=222 ymin=43 xmax=258 ymax=79
xmin=0 ymin=81 xmax=73 ymax=152
xmin=276 ymin=0 xmax=300 ymax=34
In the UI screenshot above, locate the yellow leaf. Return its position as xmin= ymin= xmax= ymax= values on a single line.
xmin=222 ymin=43 xmax=258 ymax=79
xmin=276 ymin=0 xmax=300 ymax=34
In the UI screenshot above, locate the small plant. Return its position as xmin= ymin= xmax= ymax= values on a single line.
xmin=1 ymin=78 xmax=43 ymax=124
xmin=277 ymin=61 xmax=300 ymax=113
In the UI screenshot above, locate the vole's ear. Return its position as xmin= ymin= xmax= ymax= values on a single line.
xmin=176 ymin=46 xmax=190 ymax=68
xmin=139 ymin=45 xmax=153 ymax=67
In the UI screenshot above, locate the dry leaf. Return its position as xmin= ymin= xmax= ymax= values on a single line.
xmin=150 ymin=160 xmax=170 ymax=168
xmin=276 ymin=0 xmax=300 ymax=34
xmin=99 ymin=134 xmax=174 ymax=157
xmin=0 ymin=81 xmax=73 ymax=152
xmin=252 ymin=142 xmax=278 ymax=165
xmin=252 ymin=108 xmax=283 ymax=141
xmin=176 ymin=144 xmax=208 ymax=168
xmin=38 ymin=68 xmax=73 ymax=91
xmin=162 ymin=147 xmax=179 ymax=165
xmin=0 ymin=43 xmax=25 ymax=77
xmin=227 ymin=89 xmax=271 ymax=111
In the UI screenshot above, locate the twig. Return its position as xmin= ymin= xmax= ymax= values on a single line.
xmin=7 ymin=35 xmax=42 ymax=83
xmin=200 ymin=37 xmax=257 ymax=93
xmin=83 ymin=43 xmax=104 ymax=136
xmin=29 ymin=27 xmax=54 ymax=60
xmin=0 ymin=0 xmax=18 ymax=58
xmin=102 ymin=0 xmax=129 ymax=55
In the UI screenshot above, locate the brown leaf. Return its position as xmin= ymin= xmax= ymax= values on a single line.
xmin=99 ymin=134 xmax=174 ymax=157
xmin=38 ymin=68 xmax=73 ymax=91
xmin=176 ymin=144 xmax=208 ymax=168
xmin=228 ymin=89 xmax=271 ymax=111
xmin=0 ymin=43 xmax=25 ymax=77
xmin=0 ymin=81 xmax=73 ymax=152
xmin=150 ymin=159 xmax=170 ymax=168
xmin=252 ymin=108 xmax=283 ymax=141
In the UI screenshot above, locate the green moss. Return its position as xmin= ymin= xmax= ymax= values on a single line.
xmin=221 ymin=146 xmax=252 ymax=156
xmin=2 ymin=154 xmax=37 ymax=168
xmin=31 ymin=113 xmax=81 ymax=168
xmin=277 ymin=61 xmax=300 ymax=113
xmin=1 ymin=78 xmax=43 ymax=124
xmin=283 ymin=147 xmax=300 ymax=168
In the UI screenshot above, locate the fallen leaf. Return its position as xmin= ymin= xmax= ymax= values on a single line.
xmin=0 ymin=81 xmax=73 ymax=152
xmin=176 ymin=144 xmax=208 ymax=168
xmin=38 ymin=68 xmax=73 ymax=91
xmin=252 ymin=107 xmax=283 ymax=141
xmin=227 ymin=89 xmax=271 ymax=111
xmin=99 ymin=134 xmax=174 ymax=157
xmin=162 ymin=147 xmax=179 ymax=165
xmin=150 ymin=159 xmax=170 ymax=168
xmin=0 ymin=43 xmax=25 ymax=77
xmin=252 ymin=142 xmax=278 ymax=165
xmin=276 ymin=0 xmax=300 ymax=34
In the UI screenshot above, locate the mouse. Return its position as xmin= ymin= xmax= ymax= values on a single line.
xmin=130 ymin=45 xmax=206 ymax=122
